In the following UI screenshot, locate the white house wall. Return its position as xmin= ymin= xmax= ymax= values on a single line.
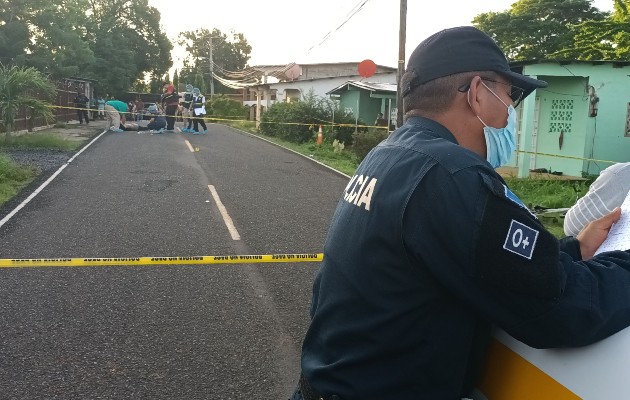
xmin=271 ymin=72 xmax=396 ymax=103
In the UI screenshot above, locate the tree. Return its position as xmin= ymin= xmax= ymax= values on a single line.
xmin=85 ymin=0 xmax=173 ymax=95
xmin=178 ymin=28 xmax=251 ymax=94
xmin=173 ymin=69 xmax=179 ymax=92
xmin=556 ymin=0 xmax=630 ymax=60
xmin=0 ymin=21 xmax=29 ymax=64
xmin=193 ymin=70 xmax=206 ymax=94
xmin=0 ymin=65 xmax=56 ymax=135
xmin=473 ymin=0 xmax=606 ymax=60
xmin=22 ymin=0 xmax=95 ymax=78
xmin=1 ymin=0 xmax=173 ymax=97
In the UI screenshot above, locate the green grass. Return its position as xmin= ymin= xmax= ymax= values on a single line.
xmin=505 ymin=177 xmax=592 ymax=210
xmin=0 ymin=133 xmax=80 ymax=150
xmin=260 ymin=138 xmax=359 ymax=176
xmin=506 ymin=177 xmax=594 ymax=238
xmin=220 ymin=119 xmax=257 ymax=133
xmin=0 ymin=154 xmax=38 ymax=206
xmin=220 ymin=120 xmax=359 ymax=175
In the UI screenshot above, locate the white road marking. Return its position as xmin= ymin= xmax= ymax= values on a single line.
xmin=208 ymin=185 xmax=241 ymax=241
xmin=184 ymin=139 xmax=195 ymax=152
xmin=0 ymin=129 xmax=109 ymax=229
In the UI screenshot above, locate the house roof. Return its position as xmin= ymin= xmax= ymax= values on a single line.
xmin=215 ymin=62 xmax=397 ymax=89
xmin=510 ymin=59 xmax=630 ymax=68
xmin=326 ymin=80 xmax=397 ymax=95
xmin=66 ymin=76 xmax=99 ymax=83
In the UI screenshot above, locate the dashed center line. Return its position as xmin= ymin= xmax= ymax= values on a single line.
xmin=208 ymin=185 xmax=241 ymax=241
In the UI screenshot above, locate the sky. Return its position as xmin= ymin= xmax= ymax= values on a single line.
xmin=147 ymin=0 xmax=615 ymax=74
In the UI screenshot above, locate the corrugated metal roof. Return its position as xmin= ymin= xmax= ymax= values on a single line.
xmin=327 ymin=80 xmax=397 ymax=94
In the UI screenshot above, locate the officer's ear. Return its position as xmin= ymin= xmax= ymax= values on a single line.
xmin=466 ymin=75 xmax=486 ymax=116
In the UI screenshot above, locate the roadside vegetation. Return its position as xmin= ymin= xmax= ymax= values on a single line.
xmin=0 ymin=133 xmax=81 ymax=150
xmin=505 ymin=177 xmax=593 ymax=237
xmin=0 ymin=130 xmax=87 ymax=206
xmin=0 ymin=154 xmax=38 ymax=205
xmin=0 ymin=65 xmax=57 ymax=136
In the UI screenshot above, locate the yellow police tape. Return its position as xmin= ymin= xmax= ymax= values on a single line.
xmin=0 ymin=253 xmax=323 ymax=268
xmin=51 ymin=105 xmax=388 ymax=130
xmin=51 ymin=105 xmax=621 ymax=164
xmin=516 ymin=150 xmax=617 ymax=165
xmin=0 ymin=253 xmax=324 ymax=268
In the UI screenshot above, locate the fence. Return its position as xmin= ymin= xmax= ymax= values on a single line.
xmin=7 ymin=81 xmax=87 ymax=134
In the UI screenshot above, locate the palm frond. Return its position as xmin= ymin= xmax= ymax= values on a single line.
xmin=0 ymin=65 xmax=56 ymax=134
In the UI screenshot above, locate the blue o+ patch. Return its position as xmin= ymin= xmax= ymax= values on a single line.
xmin=503 ymin=220 xmax=539 ymax=260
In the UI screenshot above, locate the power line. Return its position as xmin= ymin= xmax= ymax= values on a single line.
xmin=306 ymin=0 xmax=372 ymax=55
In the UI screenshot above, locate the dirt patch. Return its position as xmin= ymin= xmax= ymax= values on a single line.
xmin=497 ymin=166 xmax=586 ymax=181
xmin=27 ymin=119 xmax=108 ymax=142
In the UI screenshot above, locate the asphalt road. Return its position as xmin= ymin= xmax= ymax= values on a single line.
xmin=0 ymin=123 xmax=349 ymax=399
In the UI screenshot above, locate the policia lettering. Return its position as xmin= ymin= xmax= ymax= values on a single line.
xmin=343 ymin=174 xmax=378 ymax=211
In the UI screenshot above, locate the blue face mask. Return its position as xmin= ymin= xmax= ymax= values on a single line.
xmin=473 ymin=83 xmax=518 ymax=168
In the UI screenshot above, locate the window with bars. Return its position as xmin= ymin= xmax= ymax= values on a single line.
xmin=549 ymin=99 xmax=574 ymax=134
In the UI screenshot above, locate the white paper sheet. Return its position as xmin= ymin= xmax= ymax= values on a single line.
xmin=595 ymin=191 xmax=630 ymax=255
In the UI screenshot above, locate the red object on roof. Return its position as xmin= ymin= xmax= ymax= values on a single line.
xmin=358 ymin=59 xmax=377 ymax=78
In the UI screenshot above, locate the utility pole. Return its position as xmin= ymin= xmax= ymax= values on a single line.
xmin=396 ymin=0 xmax=407 ymax=129
xmin=208 ymin=36 xmax=215 ymax=99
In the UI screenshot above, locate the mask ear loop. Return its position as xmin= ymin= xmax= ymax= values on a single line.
xmin=468 ymin=86 xmax=489 ymax=128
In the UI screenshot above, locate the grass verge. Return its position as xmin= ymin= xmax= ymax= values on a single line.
xmin=506 ymin=177 xmax=594 ymax=238
xmin=221 ymin=120 xmax=359 ymax=176
xmin=0 ymin=133 xmax=81 ymax=150
xmin=0 ymin=154 xmax=39 ymax=206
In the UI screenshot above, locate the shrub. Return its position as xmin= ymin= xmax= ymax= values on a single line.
xmin=351 ymin=130 xmax=389 ymax=162
xmin=206 ymin=95 xmax=248 ymax=120
xmin=260 ymin=101 xmax=308 ymax=142
xmin=260 ymin=90 xmax=364 ymax=145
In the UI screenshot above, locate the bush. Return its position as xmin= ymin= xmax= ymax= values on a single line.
xmin=260 ymin=101 xmax=310 ymax=142
xmin=260 ymin=90 xmax=363 ymax=145
xmin=206 ymin=95 xmax=248 ymax=120
xmin=351 ymin=130 xmax=389 ymax=162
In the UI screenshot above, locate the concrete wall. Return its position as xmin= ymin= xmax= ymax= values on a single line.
xmin=518 ymin=62 xmax=630 ymax=176
xmin=271 ymin=72 xmax=396 ymax=103
xmin=299 ymin=63 xmax=395 ymax=80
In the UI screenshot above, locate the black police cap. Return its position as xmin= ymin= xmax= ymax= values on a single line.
xmin=403 ymin=26 xmax=547 ymax=98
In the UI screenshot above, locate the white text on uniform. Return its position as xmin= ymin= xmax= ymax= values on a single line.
xmin=344 ymin=174 xmax=378 ymax=211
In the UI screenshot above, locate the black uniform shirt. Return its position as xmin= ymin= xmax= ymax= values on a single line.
xmin=301 ymin=116 xmax=630 ymax=400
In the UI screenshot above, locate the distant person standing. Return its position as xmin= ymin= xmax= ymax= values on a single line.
xmin=134 ymin=97 xmax=145 ymax=122
xmin=74 ymin=90 xmax=90 ymax=125
xmin=181 ymin=89 xmax=194 ymax=132
xmin=190 ymin=87 xmax=207 ymax=134
xmin=104 ymin=99 xmax=128 ymax=132
xmin=374 ymin=112 xmax=387 ymax=127
xmin=161 ymin=84 xmax=179 ymax=132
xmin=97 ymin=96 xmax=106 ymax=120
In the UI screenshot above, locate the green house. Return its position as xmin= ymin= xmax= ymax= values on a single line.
xmin=511 ymin=60 xmax=630 ymax=178
xmin=327 ymin=81 xmax=397 ymax=129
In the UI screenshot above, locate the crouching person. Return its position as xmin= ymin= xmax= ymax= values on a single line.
xmin=147 ymin=105 xmax=167 ymax=133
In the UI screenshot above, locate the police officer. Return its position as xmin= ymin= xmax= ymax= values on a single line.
xmin=290 ymin=26 xmax=630 ymax=400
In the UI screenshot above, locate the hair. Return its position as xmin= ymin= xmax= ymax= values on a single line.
xmin=402 ymin=70 xmax=501 ymax=117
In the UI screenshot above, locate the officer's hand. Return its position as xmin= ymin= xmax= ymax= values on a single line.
xmin=576 ymin=207 xmax=622 ymax=260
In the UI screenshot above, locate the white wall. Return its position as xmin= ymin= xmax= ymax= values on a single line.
xmin=271 ymin=72 xmax=396 ymax=102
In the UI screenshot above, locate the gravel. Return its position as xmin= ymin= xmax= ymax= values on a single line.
xmin=5 ymin=149 xmax=75 ymax=172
